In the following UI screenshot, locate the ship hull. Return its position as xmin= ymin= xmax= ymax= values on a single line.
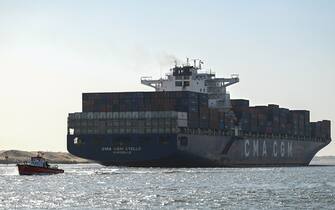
xmin=17 ymin=164 xmax=64 ymax=175
xmin=67 ymin=134 xmax=330 ymax=167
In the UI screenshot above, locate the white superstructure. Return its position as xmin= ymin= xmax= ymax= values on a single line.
xmin=141 ymin=59 xmax=239 ymax=109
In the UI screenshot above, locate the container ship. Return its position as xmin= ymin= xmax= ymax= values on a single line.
xmin=67 ymin=59 xmax=331 ymax=167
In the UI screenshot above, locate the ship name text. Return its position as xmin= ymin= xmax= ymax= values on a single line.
xmin=101 ymin=146 xmax=142 ymax=154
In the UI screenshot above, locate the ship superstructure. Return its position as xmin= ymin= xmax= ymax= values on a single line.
xmin=67 ymin=59 xmax=331 ymax=167
xmin=141 ymin=59 xmax=239 ymax=109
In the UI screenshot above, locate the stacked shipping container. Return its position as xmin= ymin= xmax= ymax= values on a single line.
xmin=68 ymin=111 xmax=186 ymax=135
xmin=82 ymin=91 xmax=213 ymax=130
xmin=231 ymin=99 xmax=331 ymax=140
xmin=69 ymin=92 xmax=331 ymax=140
xmin=310 ymin=120 xmax=331 ymax=139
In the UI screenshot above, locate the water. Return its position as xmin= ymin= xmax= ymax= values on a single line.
xmin=1 ymin=164 xmax=335 ymax=209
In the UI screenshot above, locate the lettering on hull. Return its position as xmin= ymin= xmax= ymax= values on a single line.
xmin=243 ymin=140 xmax=293 ymax=159
xmin=101 ymin=146 xmax=142 ymax=155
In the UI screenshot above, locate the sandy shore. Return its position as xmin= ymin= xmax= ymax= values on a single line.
xmin=0 ymin=150 xmax=91 ymax=164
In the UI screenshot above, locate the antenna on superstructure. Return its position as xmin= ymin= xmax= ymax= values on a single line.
xmin=199 ymin=60 xmax=203 ymax=69
xmin=186 ymin=57 xmax=189 ymax=66
xmin=174 ymin=60 xmax=177 ymax=67
xmin=193 ymin=59 xmax=197 ymax=68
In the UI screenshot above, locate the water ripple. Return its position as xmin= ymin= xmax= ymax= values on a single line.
xmin=1 ymin=164 xmax=335 ymax=209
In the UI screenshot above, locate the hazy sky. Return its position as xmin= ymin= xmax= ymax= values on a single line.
xmin=0 ymin=0 xmax=334 ymax=155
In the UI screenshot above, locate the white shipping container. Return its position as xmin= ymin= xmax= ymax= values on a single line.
xmin=138 ymin=112 xmax=145 ymax=119
xmin=178 ymin=112 xmax=188 ymax=120
xmin=145 ymin=111 xmax=152 ymax=118
xmin=125 ymin=112 xmax=132 ymax=119
xmin=100 ymin=112 xmax=106 ymax=119
xmin=93 ymin=112 xmax=100 ymax=119
xmin=106 ymin=112 xmax=113 ymax=119
xmin=88 ymin=112 xmax=94 ymax=119
xmin=177 ymin=119 xmax=188 ymax=127
xmin=112 ymin=112 xmax=119 ymax=119
xmin=132 ymin=112 xmax=139 ymax=119
xmin=119 ymin=112 xmax=126 ymax=119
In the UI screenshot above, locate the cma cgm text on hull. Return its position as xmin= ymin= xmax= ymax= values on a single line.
xmin=67 ymin=58 xmax=331 ymax=167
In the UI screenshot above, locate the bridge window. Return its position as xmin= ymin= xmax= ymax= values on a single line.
xmin=183 ymin=81 xmax=190 ymax=87
xmin=175 ymin=81 xmax=182 ymax=87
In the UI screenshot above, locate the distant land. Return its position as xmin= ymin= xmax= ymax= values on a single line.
xmin=310 ymin=156 xmax=335 ymax=166
xmin=0 ymin=150 xmax=92 ymax=164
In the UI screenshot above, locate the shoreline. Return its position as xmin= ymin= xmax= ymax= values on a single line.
xmin=0 ymin=150 xmax=92 ymax=164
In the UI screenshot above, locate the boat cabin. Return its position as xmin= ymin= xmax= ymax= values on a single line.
xmin=30 ymin=156 xmax=49 ymax=168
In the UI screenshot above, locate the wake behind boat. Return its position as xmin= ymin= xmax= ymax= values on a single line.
xmin=17 ymin=153 xmax=64 ymax=175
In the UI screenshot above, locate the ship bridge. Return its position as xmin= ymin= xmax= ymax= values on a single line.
xmin=141 ymin=58 xmax=239 ymax=109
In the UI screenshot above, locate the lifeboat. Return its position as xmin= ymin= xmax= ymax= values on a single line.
xmin=17 ymin=154 xmax=64 ymax=175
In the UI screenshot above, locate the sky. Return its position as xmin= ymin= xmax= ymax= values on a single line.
xmin=0 ymin=0 xmax=334 ymax=155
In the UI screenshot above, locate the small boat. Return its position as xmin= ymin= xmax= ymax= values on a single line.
xmin=17 ymin=154 xmax=64 ymax=175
